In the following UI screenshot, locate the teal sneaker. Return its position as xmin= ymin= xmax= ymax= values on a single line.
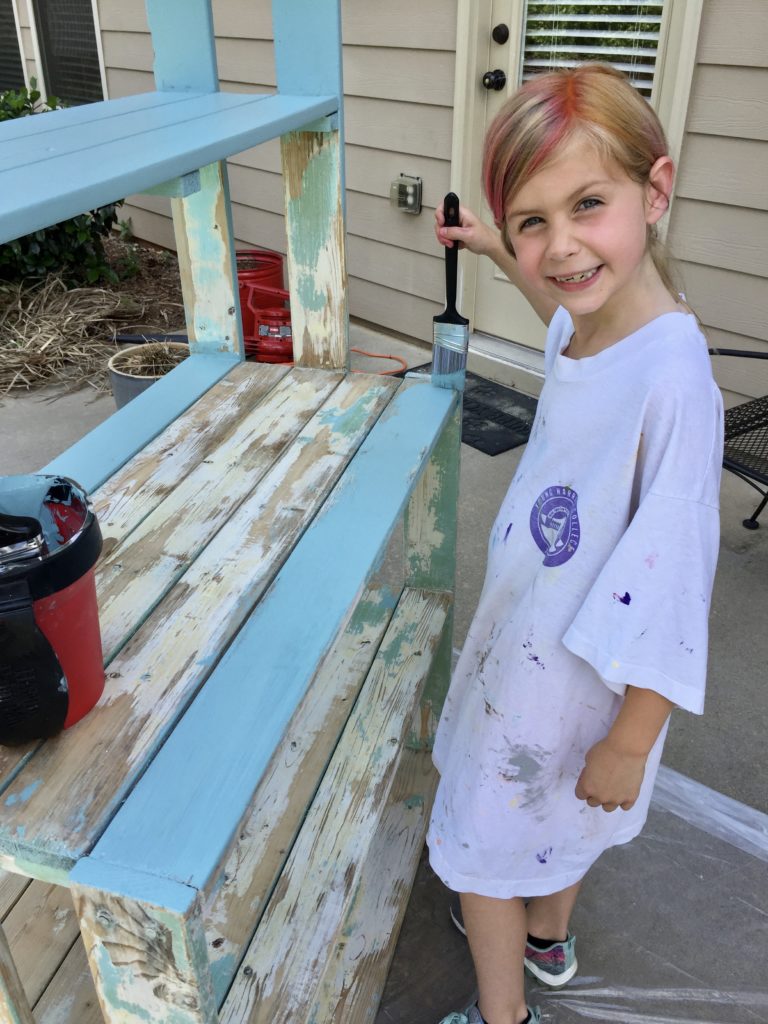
xmin=439 ymin=1003 xmax=541 ymax=1023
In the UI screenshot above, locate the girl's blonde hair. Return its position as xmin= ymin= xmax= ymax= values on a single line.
xmin=483 ymin=63 xmax=677 ymax=296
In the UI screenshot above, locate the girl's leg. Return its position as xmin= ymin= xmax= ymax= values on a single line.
xmin=459 ymin=892 xmax=529 ymax=1024
xmin=525 ymin=879 xmax=582 ymax=940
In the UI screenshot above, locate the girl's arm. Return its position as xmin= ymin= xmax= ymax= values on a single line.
xmin=575 ymin=687 xmax=675 ymax=813
xmin=435 ymin=204 xmax=558 ymax=326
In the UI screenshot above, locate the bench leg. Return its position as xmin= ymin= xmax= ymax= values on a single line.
xmin=72 ymin=877 xmax=218 ymax=1024
xmin=0 ymin=923 xmax=35 ymax=1024
xmin=404 ymin=399 xmax=462 ymax=749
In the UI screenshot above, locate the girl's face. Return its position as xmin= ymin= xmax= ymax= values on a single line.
xmin=505 ymin=134 xmax=671 ymax=325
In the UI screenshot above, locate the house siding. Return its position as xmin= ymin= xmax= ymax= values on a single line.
xmin=96 ymin=0 xmax=455 ymax=344
xmin=668 ymin=0 xmax=768 ymax=401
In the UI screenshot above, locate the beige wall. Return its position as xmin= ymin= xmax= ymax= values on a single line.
xmin=97 ymin=0 xmax=454 ymax=344
xmin=668 ymin=0 xmax=768 ymax=402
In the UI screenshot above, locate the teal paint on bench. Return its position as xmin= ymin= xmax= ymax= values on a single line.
xmin=0 ymin=92 xmax=338 ymax=245
xmin=74 ymin=382 xmax=458 ymax=894
xmin=146 ymin=0 xmax=218 ymax=94
xmin=69 ymin=858 xmax=199 ymax=917
xmin=43 ymin=354 xmax=239 ymax=493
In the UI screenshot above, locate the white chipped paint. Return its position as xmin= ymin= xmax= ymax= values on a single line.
xmin=0 ymin=373 xmax=396 ymax=865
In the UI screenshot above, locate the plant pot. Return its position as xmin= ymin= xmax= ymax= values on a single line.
xmin=107 ymin=341 xmax=189 ymax=409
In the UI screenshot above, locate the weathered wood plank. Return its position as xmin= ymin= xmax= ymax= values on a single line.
xmin=313 ymin=747 xmax=437 ymax=1022
xmin=171 ymin=161 xmax=243 ymax=357
xmin=72 ymin=871 xmax=217 ymax=1024
xmin=42 ymin=353 xmax=240 ymax=493
xmin=219 ymin=588 xmax=450 ymax=1024
xmin=0 ymin=374 xmax=397 ymax=878
xmin=281 ymin=129 xmax=348 ymax=369
xmin=0 ymin=872 xmax=29 ymax=919
xmin=96 ymin=367 xmax=343 ymax=659
xmin=33 ymin=938 xmax=102 ymax=1024
xmin=0 ymin=924 xmax=34 ymax=1024
xmin=202 ymin=584 xmax=400 ymax=1002
xmin=93 ymin=361 xmax=289 ymax=558
xmin=404 ymin=402 xmax=461 ymax=748
xmin=2 ymin=882 xmax=79 ymax=1006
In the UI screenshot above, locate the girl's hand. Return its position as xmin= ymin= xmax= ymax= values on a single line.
xmin=574 ymin=737 xmax=647 ymax=813
xmin=435 ymin=203 xmax=500 ymax=258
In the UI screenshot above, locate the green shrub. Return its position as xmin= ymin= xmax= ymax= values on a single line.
xmin=0 ymin=79 xmax=120 ymax=286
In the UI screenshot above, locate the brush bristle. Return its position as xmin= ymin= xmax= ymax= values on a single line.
xmin=432 ymin=342 xmax=467 ymax=390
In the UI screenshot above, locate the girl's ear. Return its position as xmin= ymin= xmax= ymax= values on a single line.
xmin=645 ymin=155 xmax=675 ymax=225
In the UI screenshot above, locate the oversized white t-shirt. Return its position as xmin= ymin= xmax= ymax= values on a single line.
xmin=427 ymin=307 xmax=723 ymax=898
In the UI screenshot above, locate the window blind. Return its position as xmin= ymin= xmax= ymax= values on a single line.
xmin=522 ymin=1 xmax=665 ymax=97
xmin=0 ymin=0 xmax=25 ymax=92
xmin=31 ymin=0 xmax=103 ymax=105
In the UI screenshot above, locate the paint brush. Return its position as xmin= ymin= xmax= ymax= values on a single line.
xmin=432 ymin=192 xmax=470 ymax=389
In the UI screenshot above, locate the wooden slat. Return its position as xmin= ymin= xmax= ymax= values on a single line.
xmin=696 ymin=0 xmax=768 ymax=68
xmin=0 ymin=925 xmax=34 ymax=1024
xmin=42 ymin=354 xmax=240 ymax=493
xmin=220 ymin=588 xmax=450 ymax=1024
xmin=0 ymin=872 xmax=29 ymax=919
xmin=0 ymin=91 xmax=338 ymax=244
xmin=281 ymin=130 xmax=348 ymax=369
xmin=96 ymin=367 xmax=342 ymax=659
xmin=676 ymin=135 xmax=768 ymax=211
xmin=0 ymin=374 xmax=398 ymax=878
xmin=668 ymin=199 xmax=768 ymax=277
xmin=2 ymin=882 xmax=78 ymax=1006
xmin=70 ymin=381 xmax=452 ymax=892
xmin=92 ymin=362 xmax=289 ymax=557
xmin=202 ymin=584 xmax=400 ymax=1001
xmin=33 ymin=938 xmax=102 ymax=1024
xmin=686 ymin=66 xmax=768 ymax=142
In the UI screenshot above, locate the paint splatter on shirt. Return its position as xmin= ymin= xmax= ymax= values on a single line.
xmin=427 ymin=307 xmax=722 ymax=898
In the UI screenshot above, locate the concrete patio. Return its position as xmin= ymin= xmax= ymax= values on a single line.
xmin=1 ymin=322 xmax=766 ymax=1023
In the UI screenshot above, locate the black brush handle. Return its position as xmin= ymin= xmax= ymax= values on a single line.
xmin=443 ymin=192 xmax=461 ymax=319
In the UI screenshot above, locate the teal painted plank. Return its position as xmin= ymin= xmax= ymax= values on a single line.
xmin=146 ymin=0 xmax=218 ymax=93
xmin=273 ymin=0 xmax=343 ymax=100
xmin=43 ymin=354 xmax=238 ymax=493
xmin=70 ymin=859 xmax=198 ymax=916
xmin=81 ymin=382 xmax=458 ymax=892
xmin=0 ymin=92 xmax=337 ymax=244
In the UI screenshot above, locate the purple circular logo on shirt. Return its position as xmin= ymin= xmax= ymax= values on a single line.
xmin=530 ymin=486 xmax=580 ymax=566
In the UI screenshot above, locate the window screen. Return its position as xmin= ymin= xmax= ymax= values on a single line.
xmin=522 ymin=1 xmax=665 ymax=97
xmin=31 ymin=0 xmax=103 ymax=105
xmin=0 ymin=0 xmax=25 ymax=91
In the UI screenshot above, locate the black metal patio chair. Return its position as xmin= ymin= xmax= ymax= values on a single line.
xmin=709 ymin=348 xmax=768 ymax=529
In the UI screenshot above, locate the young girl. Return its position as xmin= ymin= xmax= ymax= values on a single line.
xmin=428 ymin=64 xmax=723 ymax=1024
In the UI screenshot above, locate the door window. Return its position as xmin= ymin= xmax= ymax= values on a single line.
xmin=522 ymin=1 xmax=664 ymax=98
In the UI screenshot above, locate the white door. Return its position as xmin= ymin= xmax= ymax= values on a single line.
xmin=461 ymin=0 xmax=699 ymax=355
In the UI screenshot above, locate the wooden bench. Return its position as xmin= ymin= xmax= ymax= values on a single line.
xmin=0 ymin=2 xmax=460 ymax=1021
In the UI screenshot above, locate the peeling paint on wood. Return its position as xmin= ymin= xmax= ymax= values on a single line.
xmin=73 ymin=888 xmax=217 ymax=1024
xmin=219 ymin=589 xmax=449 ymax=1024
xmin=202 ymin=585 xmax=398 ymax=1002
xmin=0 ymin=373 xmax=397 ymax=873
xmin=172 ymin=162 xmax=243 ymax=357
xmin=281 ymin=130 xmax=348 ymax=369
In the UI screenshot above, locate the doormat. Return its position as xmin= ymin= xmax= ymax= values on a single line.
xmin=401 ymin=364 xmax=538 ymax=456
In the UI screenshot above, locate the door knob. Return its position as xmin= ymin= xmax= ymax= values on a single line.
xmin=482 ymin=69 xmax=507 ymax=91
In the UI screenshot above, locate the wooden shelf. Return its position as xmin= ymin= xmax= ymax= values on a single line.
xmin=0 ymin=90 xmax=337 ymax=244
